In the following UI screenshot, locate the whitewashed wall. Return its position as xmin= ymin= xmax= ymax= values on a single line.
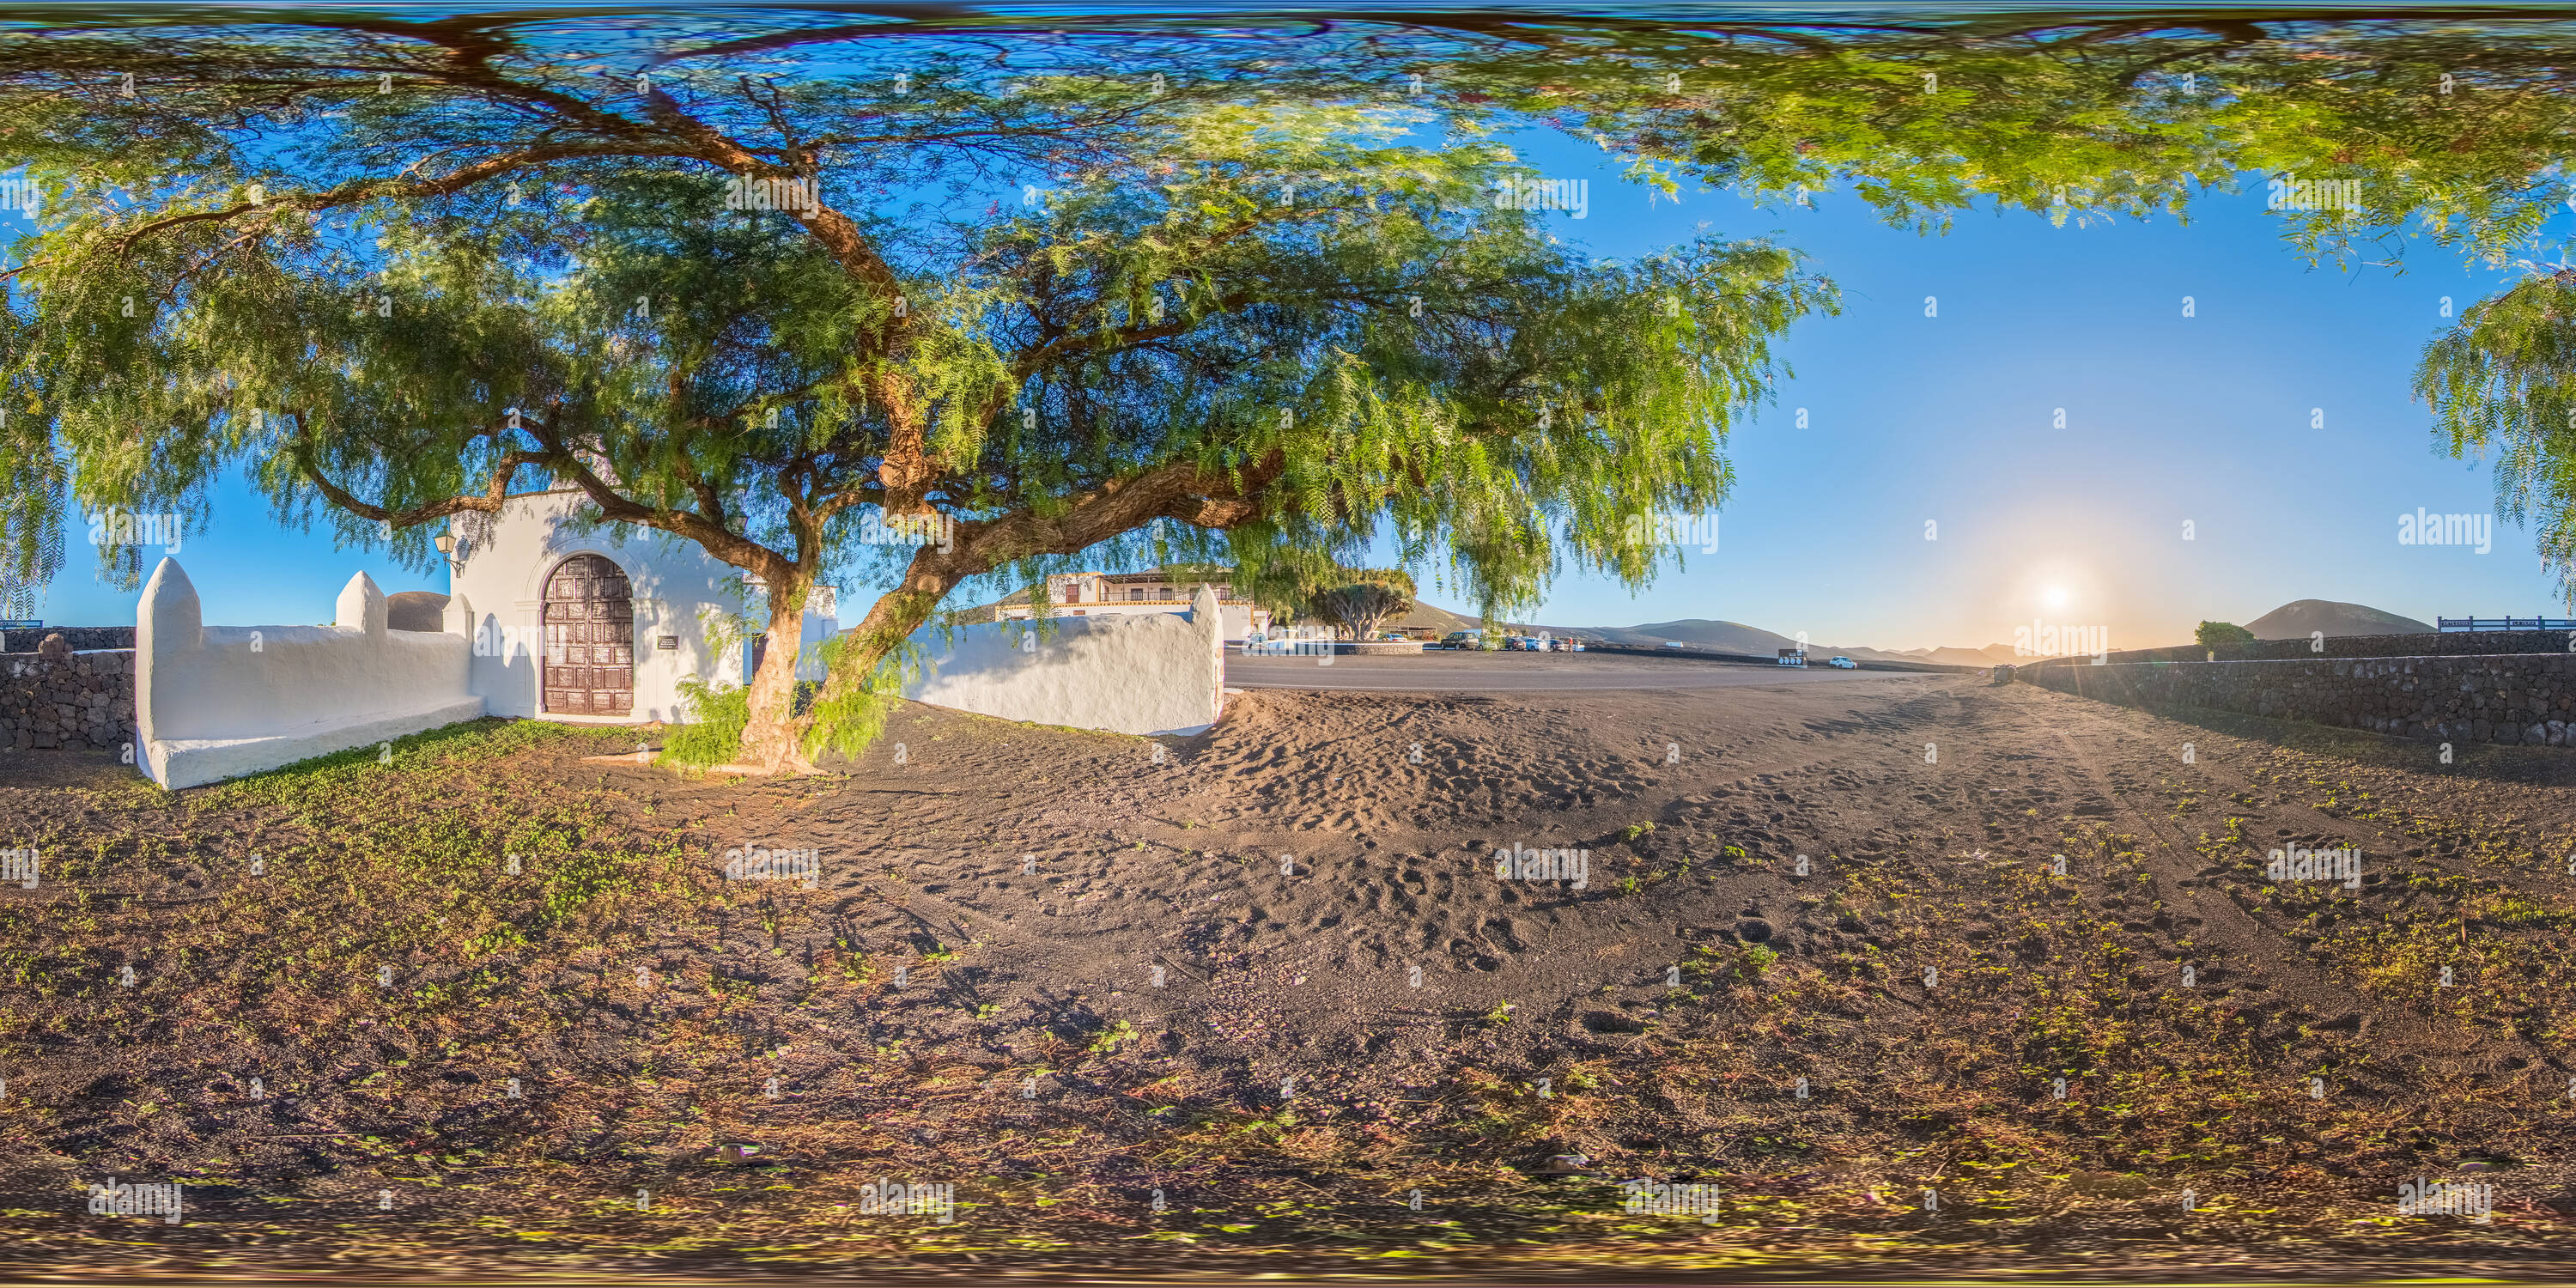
xmin=447 ymin=491 xmax=836 ymax=723
xmin=904 ymin=587 xmax=1226 ymax=736
xmin=136 ymin=558 xmax=485 ymax=789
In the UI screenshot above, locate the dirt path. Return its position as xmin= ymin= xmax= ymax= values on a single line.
xmin=6 ymin=673 xmax=2576 ymax=1277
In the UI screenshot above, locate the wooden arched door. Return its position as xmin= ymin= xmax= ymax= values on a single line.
xmin=543 ymin=554 xmax=634 ymax=715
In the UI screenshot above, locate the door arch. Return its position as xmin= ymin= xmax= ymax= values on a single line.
xmin=542 ymin=553 xmax=634 ymax=715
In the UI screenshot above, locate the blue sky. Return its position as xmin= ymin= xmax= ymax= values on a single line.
xmin=22 ymin=137 xmax=2566 ymax=652
xmin=1435 ymin=131 xmax=2563 ymax=649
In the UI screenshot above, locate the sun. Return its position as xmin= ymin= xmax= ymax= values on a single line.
xmin=2043 ymin=586 xmax=2070 ymax=609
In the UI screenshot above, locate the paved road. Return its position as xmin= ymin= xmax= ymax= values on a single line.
xmin=1227 ymin=650 xmax=1951 ymax=692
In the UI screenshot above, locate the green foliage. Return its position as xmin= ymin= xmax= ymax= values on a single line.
xmin=13 ymin=12 xmax=2576 ymax=706
xmin=2415 ymin=272 xmax=2576 ymax=605
xmin=800 ymin=632 xmax=920 ymax=764
xmin=0 ymin=29 xmax=1838 ymax=753
xmin=2194 ymin=621 xmax=2257 ymax=648
xmin=663 ymin=677 xmax=750 ymax=769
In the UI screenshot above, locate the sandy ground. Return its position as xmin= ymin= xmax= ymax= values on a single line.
xmin=1225 ymin=649 xmax=1872 ymax=690
xmin=7 ymin=659 xmax=2576 ymax=1279
xmin=793 ymin=668 xmax=1966 ymax=1100
xmin=816 ymin=666 xmax=2576 ymax=1122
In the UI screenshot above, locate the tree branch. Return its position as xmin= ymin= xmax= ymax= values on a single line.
xmin=107 ymin=141 xmax=698 ymax=254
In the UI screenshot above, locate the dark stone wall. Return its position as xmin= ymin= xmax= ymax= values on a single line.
xmin=2056 ymin=630 xmax=2568 ymax=667
xmin=1 ymin=649 xmax=137 ymax=752
xmin=2021 ymin=652 xmax=2576 ymax=746
xmin=2 ymin=626 xmax=137 ymax=653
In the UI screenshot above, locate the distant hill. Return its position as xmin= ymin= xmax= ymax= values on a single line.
xmin=945 ymin=582 xmax=2014 ymax=662
xmin=2244 ymin=599 xmax=2434 ymax=641
xmin=1394 ymin=600 xmax=1479 ymax=635
xmin=1577 ymin=617 xmax=1802 ymax=653
xmin=1911 ymin=644 xmax=2025 ymax=666
xmin=1448 ymin=611 xmax=2009 ymax=664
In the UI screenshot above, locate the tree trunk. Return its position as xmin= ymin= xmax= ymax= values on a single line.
xmin=738 ymin=568 xmax=815 ymax=774
xmin=788 ymin=453 xmax=1290 ymax=765
xmin=798 ymin=559 xmax=963 ymax=759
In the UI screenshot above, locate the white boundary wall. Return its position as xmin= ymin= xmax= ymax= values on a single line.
xmin=136 ymin=558 xmax=486 ymax=789
xmin=903 ymin=586 xmax=1226 ymax=736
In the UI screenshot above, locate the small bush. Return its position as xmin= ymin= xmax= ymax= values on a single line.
xmin=801 ymin=633 xmax=915 ymax=764
xmin=663 ymin=676 xmax=750 ymax=768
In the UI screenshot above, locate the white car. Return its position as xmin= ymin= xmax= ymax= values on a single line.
xmin=1827 ymin=656 xmax=1857 ymax=669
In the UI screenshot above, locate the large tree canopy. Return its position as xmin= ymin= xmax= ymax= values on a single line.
xmin=0 ymin=11 xmax=1837 ymax=769
xmin=2415 ymin=271 xmax=2576 ymax=595
xmin=9 ymin=8 xmax=2576 ymax=772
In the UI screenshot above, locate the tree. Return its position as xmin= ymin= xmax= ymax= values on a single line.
xmin=0 ymin=16 xmax=1832 ymax=771
xmin=2195 ymin=620 xmax=2257 ymax=648
xmin=1309 ymin=569 xmax=1417 ymax=641
xmin=2415 ymin=271 xmax=2576 ymax=605
xmin=15 ymin=9 xmax=2576 ymax=767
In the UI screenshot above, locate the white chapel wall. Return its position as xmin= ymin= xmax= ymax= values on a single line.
xmin=135 ymin=558 xmax=485 ymax=789
xmin=902 ymin=587 xmax=1226 ymax=736
xmin=448 ymin=493 xmax=836 ymax=723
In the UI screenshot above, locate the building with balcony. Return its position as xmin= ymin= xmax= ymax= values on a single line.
xmin=990 ymin=567 xmax=1271 ymax=642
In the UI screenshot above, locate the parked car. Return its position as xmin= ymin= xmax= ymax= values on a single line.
xmin=1827 ymin=656 xmax=1857 ymax=669
xmin=1663 ymin=641 xmax=1687 ymax=649
xmin=1441 ymin=630 xmax=1482 ymax=649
